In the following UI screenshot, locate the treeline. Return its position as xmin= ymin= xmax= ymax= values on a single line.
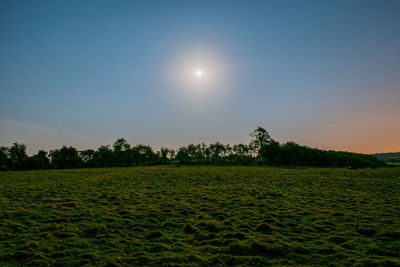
xmin=0 ymin=127 xmax=385 ymax=171
xmin=373 ymin=152 xmax=400 ymax=163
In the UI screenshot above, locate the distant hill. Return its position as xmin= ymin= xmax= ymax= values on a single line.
xmin=373 ymin=152 xmax=400 ymax=163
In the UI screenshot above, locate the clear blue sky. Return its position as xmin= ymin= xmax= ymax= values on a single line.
xmin=1 ymin=0 xmax=399 ymax=154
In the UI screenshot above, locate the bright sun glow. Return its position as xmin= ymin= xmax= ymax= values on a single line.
xmin=195 ymin=69 xmax=204 ymax=77
xmin=169 ymin=46 xmax=230 ymax=107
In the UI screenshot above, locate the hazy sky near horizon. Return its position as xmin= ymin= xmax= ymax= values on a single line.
xmin=1 ymin=0 xmax=400 ymax=154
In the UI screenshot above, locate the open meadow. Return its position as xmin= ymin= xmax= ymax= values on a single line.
xmin=1 ymin=166 xmax=400 ymax=266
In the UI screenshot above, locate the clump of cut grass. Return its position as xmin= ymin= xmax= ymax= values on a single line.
xmin=197 ymin=220 xmax=222 ymax=232
xmin=147 ymin=231 xmax=163 ymax=239
xmin=183 ymin=224 xmax=197 ymax=234
xmin=255 ymin=223 xmax=273 ymax=233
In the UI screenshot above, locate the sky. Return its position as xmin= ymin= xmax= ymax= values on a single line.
xmin=1 ymin=0 xmax=399 ymax=154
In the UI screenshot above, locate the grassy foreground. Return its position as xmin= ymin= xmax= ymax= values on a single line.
xmin=1 ymin=166 xmax=400 ymax=266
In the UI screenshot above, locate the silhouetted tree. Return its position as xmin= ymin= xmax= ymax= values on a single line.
xmin=159 ymin=147 xmax=174 ymax=164
xmin=202 ymin=143 xmax=211 ymax=161
xmin=1 ymin=127 xmax=385 ymax=170
xmin=29 ymin=150 xmax=50 ymax=170
xmin=113 ymin=138 xmax=131 ymax=166
xmin=250 ymin=127 xmax=273 ymax=155
xmin=49 ymin=146 xmax=82 ymax=169
xmin=209 ymin=142 xmax=225 ymax=163
xmin=187 ymin=144 xmax=204 ymax=163
xmin=8 ymin=143 xmax=28 ymax=170
xmin=176 ymin=146 xmax=190 ymax=164
xmin=259 ymin=139 xmax=280 ymax=164
xmin=0 ymin=146 xmax=9 ymax=171
xmin=79 ymin=149 xmax=96 ymax=168
xmin=131 ymin=145 xmax=157 ymax=165
xmin=95 ymin=145 xmax=114 ymax=167
xmin=233 ymin=144 xmax=250 ymax=156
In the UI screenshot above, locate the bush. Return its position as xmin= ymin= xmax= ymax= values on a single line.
xmin=0 ymin=165 xmax=8 ymax=171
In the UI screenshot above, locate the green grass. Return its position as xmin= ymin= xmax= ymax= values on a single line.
xmin=1 ymin=166 xmax=400 ymax=266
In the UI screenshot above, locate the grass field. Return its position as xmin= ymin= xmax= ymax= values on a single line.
xmin=1 ymin=166 xmax=400 ymax=266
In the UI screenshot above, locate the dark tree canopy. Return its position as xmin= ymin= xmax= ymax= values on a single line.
xmin=250 ymin=127 xmax=273 ymax=154
xmin=49 ymin=146 xmax=82 ymax=169
xmin=0 ymin=127 xmax=386 ymax=171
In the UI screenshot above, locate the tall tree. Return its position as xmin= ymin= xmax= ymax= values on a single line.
xmin=49 ymin=146 xmax=82 ymax=169
xmin=0 ymin=146 xmax=9 ymax=171
xmin=176 ymin=146 xmax=190 ymax=164
xmin=249 ymin=127 xmax=273 ymax=155
xmin=8 ymin=143 xmax=28 ymax=170
xmin=95 ymin=145 xmax=114 ymax=167
xmin=209 ymin=142 xmax=226 ymax=163
xmin=131 ymin=145 xmax=157 ymax=165
xmin=259 ymin=140 xmax=281 ymax=164
xmin=113 ymin=138 xmax=131 ymax=166
xmin=79 ymin=149 xmax=96 ymax=168
xmin=159 ymin=147 xmax=174 ymax=164
xmin=29 ymin=150 xmax=50 ymax=170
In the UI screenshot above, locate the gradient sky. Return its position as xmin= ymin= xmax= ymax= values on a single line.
xmin=1 ymin=0 xmax=400 ymax=154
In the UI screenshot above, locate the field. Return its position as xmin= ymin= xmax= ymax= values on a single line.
xmin=1 ymin=166 xmax=400 ymax=266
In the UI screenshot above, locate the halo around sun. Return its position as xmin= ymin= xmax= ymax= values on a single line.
xmin=168 ymin=45 xmax=231 ymax=107
xmin=195 ymin=69 xmax=204 ymax=77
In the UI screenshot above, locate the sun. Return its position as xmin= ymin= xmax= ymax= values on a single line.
xmin=195 ymin=69 xmax=204 ymax=78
